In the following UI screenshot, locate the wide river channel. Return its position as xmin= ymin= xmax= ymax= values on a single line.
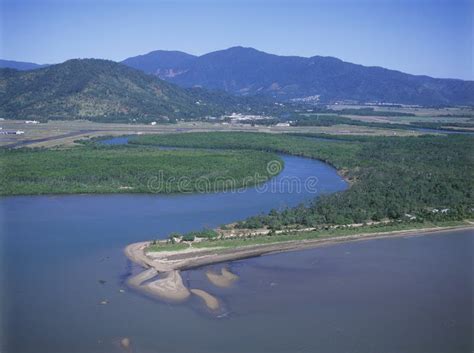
xmin=1 ymin=139 xmax=472 ymax=353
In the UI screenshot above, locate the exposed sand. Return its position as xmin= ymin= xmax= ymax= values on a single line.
xmin=143 ymin=271 xmax=191 ymax=301
xmin=127 ymin=268 xmax=190 ymax=301
xmin=127 ymin=268 xmax=158 ymax=287
xmin=127 ymin=224 xmax=474 ymax=274
xmin=206 ymin=268 xmax=239 ymax=288
xmin=125 ymin=242 xmax=153 ymax=269
xmin=190 ymin=289 xmax=220 ymax=310
xmin=125 ymin=224 xmax=473 ymax=303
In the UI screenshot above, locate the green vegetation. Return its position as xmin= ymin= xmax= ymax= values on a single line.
xmin=165 ymin=228 xmax=219 ymax=243
xmin=184 ymin=228 xmax=219 ymax=239
xmin=405 ymin=121 xmax=474 ymax=132
xmin=291 ymin=112 xmax=474 ymax=133
xmin=292 ymin=113 xmax=418 ymax=130
xmin=0 ymin=145 xmax=281 ymax=195
xmin=129 ymin=131 xmax=360 ymax=169
xmin=323 ymin=107 xmax=416 ymax=117
xmin=131 ymin=132 xmax=474 ymax=227
xmin=147 ymin=242 xmax=190 ymax=252
xmin=0 ymin=59 xmax=286 ymax=123
xmin=146 ymin=220 xmax=471 ymax=252
xmin=292 ymin=113 xmax=414 ymax=130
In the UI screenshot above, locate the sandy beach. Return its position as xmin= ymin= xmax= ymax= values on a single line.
xmin=125 ymin=224 xmax=473 ymax=302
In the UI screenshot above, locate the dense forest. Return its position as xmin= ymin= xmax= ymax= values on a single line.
xmin=123 ymin=46 xmax=474 ymax=105
xmin=0 ymin=145 xmax=280 ymax=195
xmin=0 ymin=59 xmax=287 ymax=123
xmin=131 ymin=132 xmax=474 ymax=227
xmin=289 ymin=112 xmax=474 ymax=132
xmin=306 ymin=107 xmax=416 ymax=117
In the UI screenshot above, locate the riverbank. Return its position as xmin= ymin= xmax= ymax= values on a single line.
xmin=125 ymin=222 xmax=473 ymax=301
xmin=0 ymin=145 xmax=280 ymax=196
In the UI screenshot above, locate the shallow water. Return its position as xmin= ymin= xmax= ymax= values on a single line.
xmin=1 ymin=140 xmax=472 ymax=353
xmin=185 ymin=230 xmax=473 ymax=353
xmin=1 ymin=154 xmax=349 ymax=353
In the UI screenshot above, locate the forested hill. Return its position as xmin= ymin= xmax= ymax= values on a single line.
xmin=0 ymin=59 xmax=272 ymax=123
xmin=122 ymin=50 xmax=197 ymax=77
xmin=0 ymin=59 xmax=48 ymax=71
xmin=123 ymin=46 xmax=474 ymax=106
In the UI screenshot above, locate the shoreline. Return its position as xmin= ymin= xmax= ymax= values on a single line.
xmin=125 ymin=224 xmax=473 ymax=273
xmin=124 ymin=223 xmax=473 ymax=304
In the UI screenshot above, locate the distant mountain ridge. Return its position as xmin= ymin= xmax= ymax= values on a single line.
xmin=0 ymin=59 xmax=267 ymax=122
xmin=122 ymin=50 xmax=196 ymax=78
xmin=0 ymin=59 xmax=49 ymax=71
xmin=122 ymin=46 xmax=474 ymax=106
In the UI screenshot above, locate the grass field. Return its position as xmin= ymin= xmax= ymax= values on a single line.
xmin=146 ymin=220 xmax=472 ymax=252
xmin=0 ymin=118 xmax=423 ymax=149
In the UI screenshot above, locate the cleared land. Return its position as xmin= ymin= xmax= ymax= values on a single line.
xmin=0 ymin=119 xmax=423 ymax=149
xmin=1 ymin=106 xmax=472 ymax=148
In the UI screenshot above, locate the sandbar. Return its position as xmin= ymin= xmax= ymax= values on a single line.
xmin=206 ymin=268 xmax=239 ymax=288
xmin=190 ymin=289 xmax=220 ymax=310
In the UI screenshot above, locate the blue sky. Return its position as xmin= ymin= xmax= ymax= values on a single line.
xmin=1 ymin=0 xmax=472 ymax=79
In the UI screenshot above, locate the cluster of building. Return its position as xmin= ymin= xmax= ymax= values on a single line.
xmin=0 ymin=129 xmax=24 ymax=135
xmin=0 ymin=120 xmax=35 ymax=135
xmin=431 ymin=208 xmax=450 ymax=214
xmin=223 ymin=113 xmax=273 ymax=122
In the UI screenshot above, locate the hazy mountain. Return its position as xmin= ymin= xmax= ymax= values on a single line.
xmin=123 ymin=46 xmax=474 ymax=106
xmin=0 ymin=59 xmax=48 ymax=71
xmin=0 ymin=59 xmax=260 ymax=122
xmin=122 ymin=50 xmax=196 ymax=78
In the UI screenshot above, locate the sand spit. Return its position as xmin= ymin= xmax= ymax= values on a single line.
xmin=124 ymin=242 xmax=153 ymax=269
xmin=126 ymin=225 xmax=474 ymax=274
xmin=127 ymin=269 xmax=190 ymax=301
xmin=206 ymin=268 xmax=239 ymax=288
xmin=126 ymin=265 xmax=190 ymax=301
xmin=144 ymin=271 xmax=191 ymax=301
xmin=190 ymin=289 xmax=220 ymax=310
xmin=127 ymin=268 xmax=158 ymax=287
xmin=125 ymin=225 xmax=473 ymax=303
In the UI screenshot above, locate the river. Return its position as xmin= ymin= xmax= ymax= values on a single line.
xmin=0 ymin=139 xmax=471 ymax=353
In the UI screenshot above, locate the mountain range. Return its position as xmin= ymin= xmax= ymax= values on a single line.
xmin=0 ymin=59 xmax=268 ymax=122
xmin=122 ymin=47 xmax=474 ymax=106
xmin=1 ymin=47 xmax=473 ymax=109
xmin=0 ymin=59 xmax=48 ymax=71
